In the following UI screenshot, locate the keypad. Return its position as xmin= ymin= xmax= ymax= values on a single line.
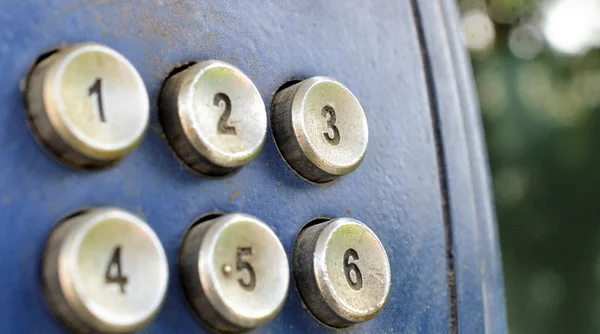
xmin=27 ymin=44 xmax=386 ymax=332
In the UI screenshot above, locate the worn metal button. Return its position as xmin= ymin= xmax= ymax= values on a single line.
xmin=42 ymin=208 xmax=169 ymax=333
xmin=159 ymin=61 xmax=267 ymax=176
xmin=26 ymin=43 xmax=149 ymax=169
xmin=271 ymin=77 xmax=368 ymax=183
xmin=293 ymin=218 xmax=391 ymax=327
xmin=179 ymin=213 xmax=289 ymax=332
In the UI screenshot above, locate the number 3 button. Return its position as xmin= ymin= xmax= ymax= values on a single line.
xmin=293 ymin=218 xmax=391 ymax=327
xmin=179 ymin=213 xmax=289 ymax=332
xmin=159 ymin=61 xmax=267 ymax=176
xmin=42 ymin=208 xmax=169 ymax=333
xmin=271 ymin=77 xmax=368 ymax=183
xmin=26 ymin=43 xmax=150 ymax=169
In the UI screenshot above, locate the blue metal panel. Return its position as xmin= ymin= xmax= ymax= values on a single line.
xmin=413 ymin=1 xmax=507 ymax=332
xmin=0 ymin=0 xmax=505 ymax=333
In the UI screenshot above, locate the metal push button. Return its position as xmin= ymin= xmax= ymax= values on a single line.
xmin=293 ymin=218 xmax=391 ymax=327
xmin=42 ymin=208 xmax=169 ymax=333
xmin=271 ymin=77 xmax=368 ymax=183
xmin=179 ymin=213 xmax=289 ymax=332
xmin=26 ymin=43 xmax=149 ymax=169
xmin=159 ymin=61 xmax=267 ymax=176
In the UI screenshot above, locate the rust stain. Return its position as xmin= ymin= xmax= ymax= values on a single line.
xmin=228 ymin=189 xmax=240 ymax=202
xmin=346 ymin=208 xmax=352 ymax=215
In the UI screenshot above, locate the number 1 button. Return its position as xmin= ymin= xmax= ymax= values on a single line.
xmin=159 ymin=61 xmax=267 ymax=176
xmin=271 ymin=77 xmax=368 ymax=183
xmin=26 ymin=43 xmax=149 ymax=169
xmin=179 ymin=213 xmax=289 ymax=332
xmin=293 ymin=218 xmax=391 ymax=327
xmin=42 ymin=208 xmax=169 ymax=333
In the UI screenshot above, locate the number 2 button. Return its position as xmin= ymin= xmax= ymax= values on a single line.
xmin=159 ymin=60 xmax=267 ymax=177
xmin=179 ymin=213 xmax=289 ymax=332
xmin=42 ymin=208 xmax=169 ymax=333
xmin=26 ymin=43 xmax=150 ymax=169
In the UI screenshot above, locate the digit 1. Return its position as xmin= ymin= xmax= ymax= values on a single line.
xmin=88 ymin=78 xmax=106 ymax=122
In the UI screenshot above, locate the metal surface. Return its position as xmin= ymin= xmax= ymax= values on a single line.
xmin=271 ymin=77 xmax=368 ymax=183
xmin=293 ymin=218 xmax=391 ymax=327
xmin=179 ymin=213 xmax=289 ymax=332
xmin=160 ymin=60 xmax=267 ymax=176
xmin=25 ymin=43 xmax=149 ymax=169
xmin=42 ymin=208 xmax=168 ymax=333
xmin=0 ymin=0 xmax=506 ymax=333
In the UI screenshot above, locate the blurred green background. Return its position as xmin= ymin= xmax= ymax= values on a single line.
xmin=458 ymin=0 xmax=600 ymax=333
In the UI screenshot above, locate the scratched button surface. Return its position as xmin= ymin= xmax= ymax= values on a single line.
xmin=42 ymin=208 xmax=168 ymax=333
xmin=271 ymin=77 xmax=368 ymax=183
xmin=179 ymin=213 xmax=289 ymax=332
xmin=159 ymin=60 xmax=267 ymax=176
xmin=26 ymin=43 xmax=149 ymax=168
xmin=293 ymin=217 xmax=391 ymax=327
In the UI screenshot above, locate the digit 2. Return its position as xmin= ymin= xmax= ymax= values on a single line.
xmin=214 ymin=93 xmax=237 ymax=135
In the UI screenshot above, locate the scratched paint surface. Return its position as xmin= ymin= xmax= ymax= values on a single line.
xmin=0 ymin=1 xmax=453 ymax=332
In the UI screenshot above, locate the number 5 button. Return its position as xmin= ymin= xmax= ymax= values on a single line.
xmin=42 ymin=208 xmax=169 ymax=333
xmin=293 ymin=218 xmax=391 ymax=327
xmin=179 ymin=213 xmax=289 ymax=332
xmin=271 ymin=77 xmax=368 ymax=183
xmin=26 ymin=43 xmax=150 ymax=169
xmin=159 ymin=61 xmax=267 ymax=176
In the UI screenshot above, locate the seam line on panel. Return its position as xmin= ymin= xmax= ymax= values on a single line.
xmin=409 ymin=0 xmax=459 ymax=333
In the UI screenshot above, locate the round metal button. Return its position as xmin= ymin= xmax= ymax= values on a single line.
xmin=26 ymin=43 xmax=149 ymax=169
xmin=179 ymin=213 xmax=289 ymax=332
xmin=159 ymin=61 xmax=267 ymax=176
xmin=271 ymin=77 xmax=368 ymax=183
xmin=42 ymin=208 xmax=169 ymax=333
xmin=293 ymin=218 xmax=391 ymax=327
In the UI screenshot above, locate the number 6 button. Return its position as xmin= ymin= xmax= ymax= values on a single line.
xmin=271 ymin=77 xmax=368 ymax=183
xmin=159 ymin=61 xmax=267 ymax=176
xmin=42 ymin=208 xmax=169 ymax=333
xmin=293 ymin=218 xmax=391 ymax=327
xmin=26 ymin=43 xmax=150 ymax=169
xmin=179 ymin=213 xmax=289 ymax=332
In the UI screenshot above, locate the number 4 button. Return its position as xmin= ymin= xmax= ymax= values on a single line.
xmin=42 ymin=208 xmax=169 ymax=333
